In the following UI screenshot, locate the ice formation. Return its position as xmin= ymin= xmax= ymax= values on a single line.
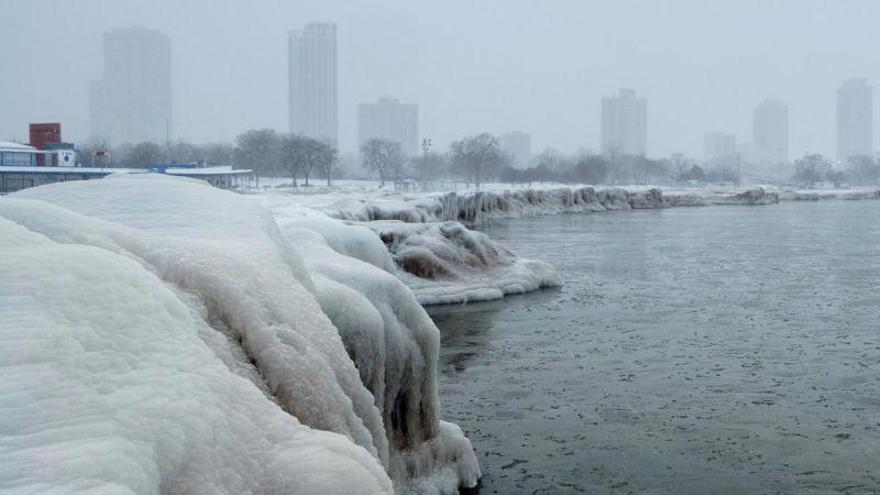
xmin=366 ymin=220 xmax=560 ymax=305
xmin=266 ymin=195 xmax=561 ymax=305
xmin=0 ymin=175 xmax=479 ymax=494
xmin=327 ymin=187 xmax=671 ymax=225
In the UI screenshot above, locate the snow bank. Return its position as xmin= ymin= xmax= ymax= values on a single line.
xmin=1 ymin=175 xmax=478 ymax=493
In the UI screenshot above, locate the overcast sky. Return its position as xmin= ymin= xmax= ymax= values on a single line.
xmin=2 ymin=0 xmax=879 ymax=157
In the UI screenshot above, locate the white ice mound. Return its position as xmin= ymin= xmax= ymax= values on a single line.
xmin=1 ymin=175 xmax=478 ymax=493
xmin=0 ymin=215 xmax=391 ymax=495
xmin=368 ymin=220 xmax=561 ymax=305
xmin=268 ymin=201 xmax=560 ymax=305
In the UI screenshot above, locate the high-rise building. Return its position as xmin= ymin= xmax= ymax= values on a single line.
xmin=357 ymin=98 xmax=418 ymax=156
xmin=601 ymin=89 xmax=646 ymax=156
xmin=289 ymin=23 xmax=338 ymax=146
xmin=89 ymin=27 xmax=172 ymax=145
xmin=753 ymin=99 xmax=789 ymax=164
xmin=499 ymin=131 xmax=531 ymax=169
xmin=704 ymin=131 xmax=737 ymax=167
xmin=836 ymin=78 xmax=873 ymax=161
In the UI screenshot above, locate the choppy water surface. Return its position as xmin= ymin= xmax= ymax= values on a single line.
xmin=431 ymin=201 xmax=880 ymax=494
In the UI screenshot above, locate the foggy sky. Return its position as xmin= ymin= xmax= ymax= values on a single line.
xmin=3 ymin=0 xmax=879 ymax=158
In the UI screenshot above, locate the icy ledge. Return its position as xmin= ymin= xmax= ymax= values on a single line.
xmin=0 ymin=175 xmax=479 ymax=494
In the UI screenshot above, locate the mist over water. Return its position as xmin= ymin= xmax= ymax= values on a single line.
xmin=433 ymin=201 xmax=880 ymax=493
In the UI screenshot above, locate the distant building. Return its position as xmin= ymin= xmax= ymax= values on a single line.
xmin=753 ymin=99 xmax=789 ymax=164
xmin=704 ymin=131 xmax=737 ymax=167
xmin=90 ymin=27 xmax=172 ymax=145
xmin=499 ymin=131 xmax=531 ymax=169
xmin=289 ymin=23 xmax=338 ymax=146
xmin=836 ymin=78 xmax=873 ymax=161
xmin=601 ymin=89 xmax=646 ymax=156
xmin=357 ymin=98 xmax=418 ymax=157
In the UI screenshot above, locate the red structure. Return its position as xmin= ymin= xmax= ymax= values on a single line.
xmin=29 ymin=123 xmax=62 ymax=149
xmin=29 ymin=123 xmax=62 ymax=165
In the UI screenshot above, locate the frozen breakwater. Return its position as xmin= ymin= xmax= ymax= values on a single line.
xmin=0 ymin=176 xmax=479 ymax=494
xmin=325 ymin=186 xmax=794 ymax=226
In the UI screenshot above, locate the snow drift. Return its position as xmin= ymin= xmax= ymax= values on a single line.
xmin=0 ymin=175 xmax=478 ymax=494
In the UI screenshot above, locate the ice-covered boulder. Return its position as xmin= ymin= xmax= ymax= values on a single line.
xmin=627 ymin=188 xmax=668 ymax=209
xmin=717 ymin=187 xmax=780 ymax=205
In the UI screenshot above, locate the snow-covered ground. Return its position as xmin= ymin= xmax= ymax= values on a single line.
xmin=0 ymin=175 xmax=479 ymax=494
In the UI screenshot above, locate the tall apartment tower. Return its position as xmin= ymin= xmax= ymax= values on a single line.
xmin=499 ymin=131 xmax=531 ymax=169
xmin=753 ymin=99 xmax=789 ymax=164
xmin=836 ymin=78 xmax=873 ymax=161
xmin=601 ymin=89 xmax=647 ymax=156
xmin=289 ymin=23 xmax=338 ymax=146
xmin=703 ymin=131 xmax=737 ymax=167
xmin=89 ymin=27 xmax=172 ymax=145
xmin=357 ymin=98 xmax=418 ymax=156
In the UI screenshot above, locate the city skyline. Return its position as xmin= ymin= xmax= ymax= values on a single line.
xmin=5 ymin=1 xmax=880 ymax=159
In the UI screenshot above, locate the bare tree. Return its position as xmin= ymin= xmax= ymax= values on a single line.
xmin=316 ymin=140 xmax=338 ymax=186
xmin=449 ymin=133 xmax=505 ymax=187
xmin=235 ymin=129 xmax=279 ymax=177
xmin=792 ymin=154 xmax=831 ymax=186
xmin=201 ymin=142 xmax=235 ymax=165
xmin=127 ymin=142 xmax=163 ymax=168
xmin=278 ymin=134 xmax=307 ymax=187
xmin=277 ymin=135 xmax=336 ymax=187
xmin=361 ymin=138 xmax=404 ymax=186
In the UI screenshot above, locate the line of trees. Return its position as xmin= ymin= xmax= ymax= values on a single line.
xmin=81 ymin=129 xmax=880 ymax=189
xmin=792 ymin=154 xmax=879 ymax=187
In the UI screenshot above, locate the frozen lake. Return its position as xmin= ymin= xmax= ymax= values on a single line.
xmin=431 ymin=201 xmax=880 ymax=494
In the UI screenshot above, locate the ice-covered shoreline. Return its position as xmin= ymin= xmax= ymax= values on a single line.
xmin=260 ymin=182 xmax=878 ymax=305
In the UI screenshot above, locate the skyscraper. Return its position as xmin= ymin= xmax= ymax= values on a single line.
xmin=289 ymin=23 xmax=338 ymax=146
xmin=357 ymin=98 xmax=418 ymax=156
xmin=89 ymin=27 xmax=172 ymax=145
xmin=601 ymin=89 xmax=646 ymax=156
xmin=703 ymin=131 xmax=737 ymax=167
xmin=753 ymin=99 xmax=789 ymax=164
xmin=499 ymin=131 xmax=531 ymax=169
xmin=836 ymin=78 xmax=873 ymax=161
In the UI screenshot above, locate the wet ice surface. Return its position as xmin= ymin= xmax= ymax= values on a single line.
xmin=431 ymin=201 xmax=880 ymax=494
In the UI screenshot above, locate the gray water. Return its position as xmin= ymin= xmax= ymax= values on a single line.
xmin=431 ymin=201 xmax=880 ymax=494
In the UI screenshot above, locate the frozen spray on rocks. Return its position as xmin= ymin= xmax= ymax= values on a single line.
xmin=0 ymin=175 xmax=479 ymax=494
xmin=272 ymin=185 xmax=785 ymax=305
